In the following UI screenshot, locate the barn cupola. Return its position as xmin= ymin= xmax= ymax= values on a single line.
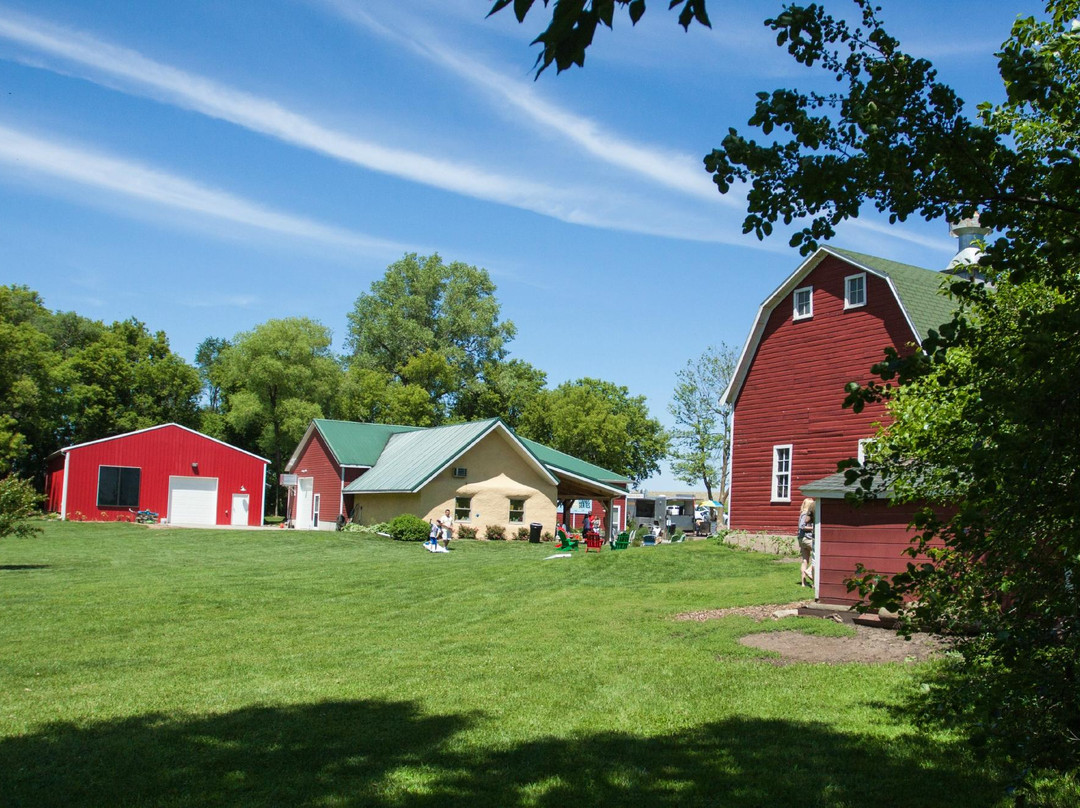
xmin=945 ymin=215 xmax=991 ymax=276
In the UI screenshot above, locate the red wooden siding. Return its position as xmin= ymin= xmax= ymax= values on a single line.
xmin=817 ymin=499 xmax=940 ymax=605
xmin=292 ymin=429 xmax=345 ymax=524
xmin=49 ymin=424 xmax=265 ymax=525
xmin=730 ymin=256 xmax=918 ymax=533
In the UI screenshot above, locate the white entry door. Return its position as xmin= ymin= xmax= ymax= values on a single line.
xmin=231 ymin=493 xmax=250 ymax=526
xmin=168 ymin=476 xmax=218 ymax=525
xmin=294 ymin=478 xmax=314 ymax=529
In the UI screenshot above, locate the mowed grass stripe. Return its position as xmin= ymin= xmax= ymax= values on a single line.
xmin=0 ymin=522 xmax=1007 ymax=807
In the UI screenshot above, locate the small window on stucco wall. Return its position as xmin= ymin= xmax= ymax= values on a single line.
xmin=455 ymin=496 xmax=471 ymax=521
xmin=509 ymin=498 xmax=526 ymax=523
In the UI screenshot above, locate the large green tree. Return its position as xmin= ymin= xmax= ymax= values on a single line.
xmin=519 ymin=377 xmax=669 ymax=483
xmin=455 ymin=359 xmax=548 ymax=430
xmin=1 ymin=289 xmax=200 ymax=480
xmin=345 ymin=253 xmax=516 ymax=423
xmin=63 ymin=319 xmax=201 ymax=446
xmin=0 ymin=287 xmax=60 ymax=476
xmin=216 ymin=317 xmax=342 ymax=514
xmin=499 ymin=0 xmax=1080 ymax=788
xmin=667 ymin=344 xmax=736 ymax=503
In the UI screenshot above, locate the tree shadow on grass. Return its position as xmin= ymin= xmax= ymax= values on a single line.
xmin=0 ymin=565 xmax=50 ymax=571
xmin=0 ymin=699 xmax=1005 ymax=808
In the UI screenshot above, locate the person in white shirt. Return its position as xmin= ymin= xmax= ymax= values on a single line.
xmin=436 ymin=508 xmax=454 ymax=549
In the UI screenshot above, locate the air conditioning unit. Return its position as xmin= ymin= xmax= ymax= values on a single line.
xmin=452 ymin=467 xmax=467 ymax=478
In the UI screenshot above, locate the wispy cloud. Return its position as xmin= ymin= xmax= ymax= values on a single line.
xmin=316 ymin=1 xmax=953 ymax=256
xmin=318 ymin=0 xmax=731 ymax=205
xmin=0 ymin=123 xmax=411 ymax=253
xmin=0 ymin=11 xmax=663 ymax=232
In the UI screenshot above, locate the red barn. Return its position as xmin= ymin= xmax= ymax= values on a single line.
xmin=45 ymin=424 xmax=268 ymax=526
xmin=723 ymin=246 xmax=959 ymax=603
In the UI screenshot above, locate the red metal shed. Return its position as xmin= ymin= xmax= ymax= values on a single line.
xmin=45 ymin=424 xmax=268 ymax=526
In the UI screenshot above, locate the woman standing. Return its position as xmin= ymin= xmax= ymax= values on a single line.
xmin=797 ymin=498 xmax=815 ymax=587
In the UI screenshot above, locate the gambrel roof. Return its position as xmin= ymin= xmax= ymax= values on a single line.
xmin=722 ymin=246 xmax=959 ymax=407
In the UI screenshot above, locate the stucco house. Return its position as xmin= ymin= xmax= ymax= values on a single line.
xmin=722 ymin=244 xmax=963 ymax=603
xmin=284 ymin=418 xmax=629 ymax=536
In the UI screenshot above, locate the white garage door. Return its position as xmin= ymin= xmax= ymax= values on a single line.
xmin=167 ymin=476 xmax=219 ymax=525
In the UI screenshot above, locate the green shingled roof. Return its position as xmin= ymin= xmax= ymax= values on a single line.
xmin=518 ymin=437 xmax=632 ymax=485
xmin=829 ymin=248 xmax=959 ymax=340
xmin=799 ymin=471 xmax=893 ymax=499
xmin=312 ymin=419 xmax=422 ymax=467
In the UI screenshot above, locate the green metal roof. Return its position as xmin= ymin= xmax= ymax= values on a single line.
xmin=518 ymin=437 xmax=631 ymax=485
xmin=312 ymin=419 xmax=422 ymax=467
xmin=321 ymin=417 xmax=629 ymax=494
xmin=344 ymin=419 xmax=518 ymax=493
xmin=829 ymin=248 xmax=959 ymax=340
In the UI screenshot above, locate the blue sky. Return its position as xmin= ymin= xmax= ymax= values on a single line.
xmin=0 ymin=0 xmax=1027 ymax=489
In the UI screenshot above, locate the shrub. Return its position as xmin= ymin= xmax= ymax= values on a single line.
xmin=456 ymin=525 xmax=478 ymax=539
xmin=387 ymin=514 xmax=431 ymax=542
xmin=541 ymin=531 xmax=554 ymax=542
xmin=484 ymin=524 xmax=507 ymax=541
xmin=515 ymin=526 xmax=530 ymax=541
xmin=0 ymin=476 xmax=42 ymax=540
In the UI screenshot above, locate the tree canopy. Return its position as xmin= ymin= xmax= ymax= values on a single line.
xmin=667 ymin=344 xmax=736 ymax=503
xmin=0 ymin=286 xmax=199 ymax=480
xmin=345 ymin=254 xmax=516 ymax=424
xmin=215 ymin=317 xmax=340 ymax=513
xmin=519 ymin=377 xmax=668 ymax=483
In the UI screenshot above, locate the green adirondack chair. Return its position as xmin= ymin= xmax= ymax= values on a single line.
xmin=612 ymin=531 xmax=630 ymax=550
xmin=554 ymin=525 xmax=579 ymax=550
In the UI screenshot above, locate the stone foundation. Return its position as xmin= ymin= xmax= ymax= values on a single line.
xmin=719 ymin=530 xmax=798 ymax=556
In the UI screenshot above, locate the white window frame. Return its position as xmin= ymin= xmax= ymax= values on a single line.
xmin=845 ymin=272 xmax=867 ymax=309
xmin=857 ymin=438 xmax=874 ymax=464
xmin=772 ymin=444 xmax=793 ymax=502
xmin=508 ymin=498 xmax=526 ymax=524
xmin=454 ymin=496 xmax=471 ymax=522
xmin=793 ymin=286 xmax=813 ymax=320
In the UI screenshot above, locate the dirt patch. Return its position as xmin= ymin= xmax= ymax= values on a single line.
xmin=674 ymin=602 xmax=945 ymax=665
xmin=740 ymin=624 xmax=944 ymax=665
xmin=675 ymin=601 xmax=811 ymax=622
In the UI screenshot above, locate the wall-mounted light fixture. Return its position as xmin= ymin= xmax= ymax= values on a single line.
xmin=191 ymin=462 xmax=199 ymax=472
xmin=240 ymin=485 xmax=246 ymax=492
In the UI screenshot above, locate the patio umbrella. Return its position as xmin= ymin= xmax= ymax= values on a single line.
xmin=698 ymin=499 xmax=722 ymax=509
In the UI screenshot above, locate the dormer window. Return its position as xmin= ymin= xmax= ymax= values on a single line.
xmin=845 ymin=273 xmax=866 ymax=309
xmin=793 ymin=286 xmax=813 ymax=320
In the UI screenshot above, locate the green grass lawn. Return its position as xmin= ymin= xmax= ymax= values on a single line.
xmin=1 ymin=522 xmax=1007 ymax=807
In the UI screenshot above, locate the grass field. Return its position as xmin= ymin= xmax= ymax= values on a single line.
xmin=0 ymin=522 xmax=1009 ymax=807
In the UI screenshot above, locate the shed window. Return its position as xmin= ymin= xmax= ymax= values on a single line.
xmin=772 ymin=445 xmax=792 ymax=502
xmin=845 ymin=273 xmax=867 ymax=309
xmin=454 ymin=496 xmax=471 ymax=522
xmin=793 ymin=286 xmax=813 ymax=320
xmin=509 ymin=498 xmax=526 ymax=523
xmin=97 ymin=466 xmax=141 ymax=508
